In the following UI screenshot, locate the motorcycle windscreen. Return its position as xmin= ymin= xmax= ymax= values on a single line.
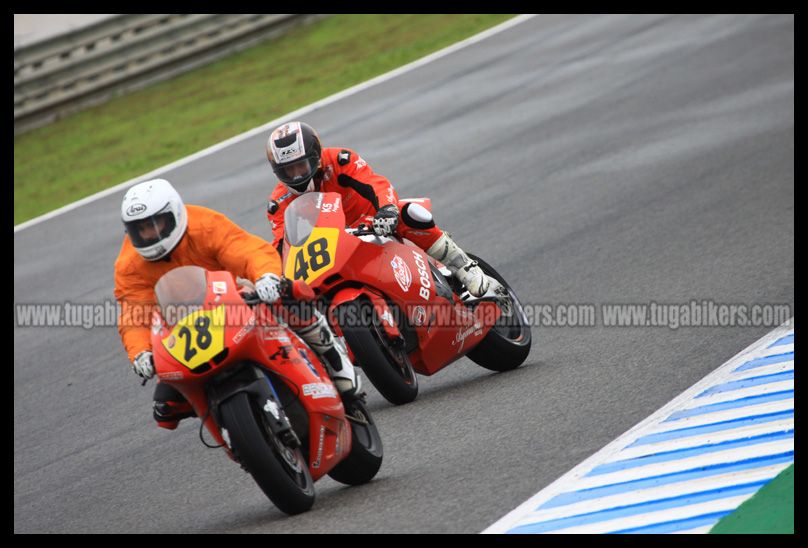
xmin=284 ymin=192 xmax=323 ymax=247
xmin=154 ymin=265 xmax=208 ymax=311
xmin=154 ymin=266 xmax=228 ymax=370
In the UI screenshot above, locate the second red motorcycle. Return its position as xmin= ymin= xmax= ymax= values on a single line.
xmin=281 ymin=192 xmax=532 ymax=405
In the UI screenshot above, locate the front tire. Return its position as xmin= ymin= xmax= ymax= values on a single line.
xmin=465 ymin=254 xmax=532 ymax=371
xmin=328 ymin=397 xmax=383 ymax=485
xmin=219 ymin=392 xmax=315 ymax=515
xmin=339 ymin=299 xmax=419 ymax=405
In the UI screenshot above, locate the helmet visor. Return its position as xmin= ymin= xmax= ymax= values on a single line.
xmin=124 ymin=207 xmax=177 ymax=249
xmin=274 ymin=157 xmax=316 ymax=187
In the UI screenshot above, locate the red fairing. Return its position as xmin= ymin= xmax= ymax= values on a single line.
xmin=151 ymin=270 xmax=351 ymax=480
xmin=282 ymin=192 xmax=502 ymax=378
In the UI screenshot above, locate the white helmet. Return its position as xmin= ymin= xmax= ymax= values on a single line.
xmin=121 ymin=179 xmax=187 ymax=261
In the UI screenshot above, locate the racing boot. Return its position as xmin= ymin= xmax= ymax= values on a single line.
xmin=294 ymin=309 xmax=363 ymax=400
xmin=426 ymin=232 xmax=490 ymax=297
xmin=153 ymin=383 xmax=196 ymax=430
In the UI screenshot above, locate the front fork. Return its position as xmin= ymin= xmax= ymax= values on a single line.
xmin=209 ymin=365 xmax=300 ymax=450
xmin=328 ymin=288 xmax=405 ymax=346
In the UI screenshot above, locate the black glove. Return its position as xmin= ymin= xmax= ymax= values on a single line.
xmin=372 ymin=205 xmax=399 ymax=236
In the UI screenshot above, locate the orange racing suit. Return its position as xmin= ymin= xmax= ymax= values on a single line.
xmin=266 ymin=147 xmax=443 ymax=251
xmin=114 ymin=204 xmax=281 ymax=362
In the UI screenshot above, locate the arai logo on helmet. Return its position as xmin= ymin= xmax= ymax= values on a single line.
xmin=126 ymin=203 xmax=147 ymax=216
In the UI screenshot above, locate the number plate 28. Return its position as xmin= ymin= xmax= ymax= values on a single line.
xmin=162 ymin=305 xmax=226 ymax=370
xmin=285 ymin=227 xmax=339 ymax=284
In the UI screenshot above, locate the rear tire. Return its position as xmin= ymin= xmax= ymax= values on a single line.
xmin=465 ymin=254 xmax=532 ymax=371
xmin=328 ymin=397 xmax=383 ymax=485
xmin=219 ymin=392 xmax=315 ymax=515
xmin=340 ymin=299 xmax=419 ymax=405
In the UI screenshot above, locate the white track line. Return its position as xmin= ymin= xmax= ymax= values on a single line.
xmin=482 ymin=320 xmax=794 ymax=534
xmin=546 ymin=495 xmax=751 ymax=535
xmin=676 ymin=381 xmax=794 ymax=408
xmin=611 ymin=419 xmax=794 ymax=461
xmin=571 ymin=439 xmax=793 ymax=490
xmin=514 ymin=464 xmax=789 ymax=524
xmin=14 ymin=14 xmax=537 ymax=233
xmin=644 ymin=399 xmax=793 ymax=433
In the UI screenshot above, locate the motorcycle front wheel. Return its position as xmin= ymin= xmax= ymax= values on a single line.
xmin=219 ymin=392 xmax=315 ymax=515
xmin=339 ymin=298 xmax=419 ymax=405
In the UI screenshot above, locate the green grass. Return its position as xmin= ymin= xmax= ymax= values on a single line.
xmin=710 ymin=464 xmax=794 ymax=534
xmin=13 ymin=14 xmax=515 ymax=224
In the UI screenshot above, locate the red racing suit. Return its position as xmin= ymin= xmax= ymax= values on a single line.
xmin=266 ymin=147 xmax=443 ymax=250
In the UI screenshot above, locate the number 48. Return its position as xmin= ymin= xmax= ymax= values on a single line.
xmin=293 ymin=237 xmax=330 ymax=280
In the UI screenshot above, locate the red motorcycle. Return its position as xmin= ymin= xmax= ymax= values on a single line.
xmin=149 ymin=265 xmax=383 ymax=515
xmin=281 ymin=192 xmax=531 ymax=405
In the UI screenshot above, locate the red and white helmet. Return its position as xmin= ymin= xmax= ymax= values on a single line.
xmin=266 ymin=121 xmax=322 ymax=194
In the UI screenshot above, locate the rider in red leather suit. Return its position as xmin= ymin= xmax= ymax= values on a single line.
xmin=265 ymin=121 xmax=489 ymax=297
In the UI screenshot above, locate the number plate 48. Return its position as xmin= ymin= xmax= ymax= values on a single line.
xmin=285 ymin=227 xmax=339 ymax=283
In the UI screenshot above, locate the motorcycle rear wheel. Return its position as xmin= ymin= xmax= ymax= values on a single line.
xmin=328 ymin=397 xmax=383 ymax=485
xmin=465 ymin=254 xmax=532 ymax=371
xmin=219 ymin=392 xmax=315 ymax=515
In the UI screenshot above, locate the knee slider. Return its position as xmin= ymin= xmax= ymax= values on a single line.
xmin=401 ymin=203 xmax=435 ymax=229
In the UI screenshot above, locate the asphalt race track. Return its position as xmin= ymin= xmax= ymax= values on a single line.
xmin=14 ymin=15 xmax=793 ymax=533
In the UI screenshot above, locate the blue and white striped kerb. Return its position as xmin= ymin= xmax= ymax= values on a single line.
xmin=483 ymin=320 xmax=794 ymax=534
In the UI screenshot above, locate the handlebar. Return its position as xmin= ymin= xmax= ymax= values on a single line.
xmin=241 ymin=292 xmax=263 ymax=307
xmin=240 ymin=277 xmax=315 ymax=307
xmin=345 ymin=223 xmax=376 ymax=237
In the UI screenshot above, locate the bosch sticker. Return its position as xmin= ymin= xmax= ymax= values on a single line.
xmin=412 ymin=250 xmax=432 ymax=301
